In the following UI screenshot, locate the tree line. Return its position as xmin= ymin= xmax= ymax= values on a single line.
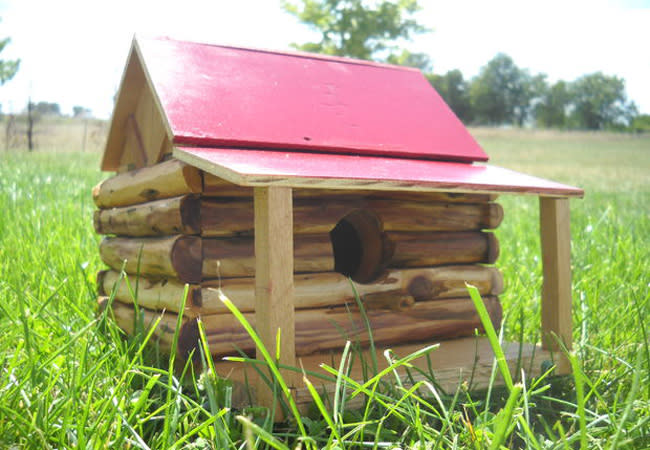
xmin=428 ymin=55 xmax=639 ymax=131
xmin=284 ymin=0 xmax=649 ymax=132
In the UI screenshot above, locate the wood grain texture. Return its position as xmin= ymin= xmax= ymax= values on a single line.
xmin=214 ymin=337 xmax=553 ymax=414
xmin=134 ymin=86 xmax=167 ymax=167
xmin=388 ymin=231 xmax=499 ymax=268
xmin=93 ymin=159 xmax=202 ymax=208
xmin=98 ymin=270 xmax=202 ymax=314
xmin=254 ymin=186 xmax=296 ymax=397
xmin=540 ymin=197 xmax=573 ymax=374
xmin=99 ymin=235 xmax=202 ymax=283
xmin=102 ymin=45 xmax=147 ymax=171
xmin=201 ymin=198 xmax=503 ymax=237
xmin=120 ymin=114 xmax=147 ymax=170
xmin=96 ymin=196 xmax=502 ymax=238
xmin=98 ymin=296 xmax=181 ymax=348
xmin=175 ymin=146 xmax=584 ymax=198
xmin=100 ymin=296 xmax=554 ymax=416
xmin=99 ymin=265 xmax=503 ymax=315
xmin=106 ymin=295 xmax=502 ymax=358
xmin=204 ymin=173 xmax=498 ymax=204
xmin=94 ymin=195 xmax=200 ymax=236
xmin=100 ymin=231 xmax=499 ymax=281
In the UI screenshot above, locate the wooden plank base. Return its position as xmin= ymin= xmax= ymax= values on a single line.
xmin=211 ymin=337 xmax=555 ymax=415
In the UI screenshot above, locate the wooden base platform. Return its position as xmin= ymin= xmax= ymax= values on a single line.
xmin=211 ymin=336 xmax=558 ymax=413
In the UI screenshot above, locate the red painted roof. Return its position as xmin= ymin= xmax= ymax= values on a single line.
xmin=137 ymin=36 xmax=488 ymax=163
xmin=175 ymin=147 xmax=584 ymax=197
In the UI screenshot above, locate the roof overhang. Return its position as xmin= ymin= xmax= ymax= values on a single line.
xmin=174 ymin=146 xmax=584 ymax=198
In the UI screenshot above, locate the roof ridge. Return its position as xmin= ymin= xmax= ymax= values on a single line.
xmin=138 ymin=34 xmax=422 ymax=73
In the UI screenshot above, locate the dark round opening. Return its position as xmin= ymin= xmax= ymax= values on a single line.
xmin=329 ymin=209 xmax=393 ymax=284
xmin=330 ymin=218 xmax=363 ymax=279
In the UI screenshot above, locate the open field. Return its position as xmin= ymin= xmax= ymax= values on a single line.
xmin=0 ymin=127 xmax=648 ymax=448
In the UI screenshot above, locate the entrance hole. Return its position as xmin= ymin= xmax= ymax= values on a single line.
xmin=329 ymin=209 xmax=394 ymax=284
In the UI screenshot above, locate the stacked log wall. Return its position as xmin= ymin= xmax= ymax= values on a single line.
xmin=94 ymin=158 xmax=506 ymax=359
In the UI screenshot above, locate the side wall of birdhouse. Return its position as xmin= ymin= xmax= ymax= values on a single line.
xmin=94 ymin=158 xmax=505 ymax=360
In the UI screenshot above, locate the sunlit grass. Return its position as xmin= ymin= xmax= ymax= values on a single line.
xmin=0 ymin=128 xmax=648 ymax=448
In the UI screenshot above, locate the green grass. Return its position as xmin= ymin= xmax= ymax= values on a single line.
xmin=0 ymin=129 xmax=649 ymax=448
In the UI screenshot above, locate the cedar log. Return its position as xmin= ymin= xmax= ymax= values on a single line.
xmin=93 ymin=196 xmax=503 ymax=237
xmin=94 ymin=195 xmax=201 ymax=236
xmin=204 ymin=197 xmax=502 ymax=236
xmin=100 ymin=232 xmax=499 ymax=282
xmin=104 ymin=295 xmax=503 ymax=358
xmin=99 ymin=235 xmax=203 ymax=283
xmin=204 ymin=174 xmax=498 ymax=203
xmin=93 ymin=159 xmax=202 ymax=208
xmin=98 ymin=265 xmax=504 ymax=315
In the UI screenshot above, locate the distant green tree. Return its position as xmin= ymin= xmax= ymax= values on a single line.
xmin=427 ymin=69 xmax=473 ymax=123
xmin=534 ymin=80 xmax=570 ymax=128
xmin=514 ymin=73 xmax=547 ymax=127
xmin=33 ymin=101 xmax=61 ymax=116
xmin=385 ymin=49 xmax=432 ymax=71
xmin=469 ymin=53 xmax=544 ymax=126
xmin=569 ymin=72 xmax=637 ymax=130
xmin=72 ymin=106 xmax=92 ymax=118
xmin=282 ymin=0 xmax=428 ymax=61
xmin=630 ymin=114 xmax=650 ymax=133
xmin=0 ymin=28 xmax=19 ymax=85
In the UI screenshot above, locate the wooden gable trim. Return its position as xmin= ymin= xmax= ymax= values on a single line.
xmin=102 ymin=38 xmax=174 ymax=172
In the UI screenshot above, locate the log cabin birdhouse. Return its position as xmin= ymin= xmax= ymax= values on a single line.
xmin=94 ymin=36 xmax=583 ymax=412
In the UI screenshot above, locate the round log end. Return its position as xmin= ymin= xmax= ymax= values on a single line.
xmin=190 ymin=286 xmax=203 ymax=307
xmin=92 ymin=181 xmax=105 ymax=208
xmin=171 ymin=236 xmax=203 ymax=283
xmin=486 ymin=202 xmax=504 ymax=230
xmin=180 ymin=195 xmax=202 ymax=234
xmin=182 ymin=165 xmax=203 ymax=193
xmin=486 ymin=233 xmax=500 ymax=264
xmin=97 ymin=296 xmax=109 ymax=313
xmin=490 ymin=268 xmax=505 ymax=296
xmin=178 ymin=318 xmax=201 ymax=361
xmin=96 ymin=270 xmax=108 ymax=296
xmin=93 ymin=210 xmax=103 ymax=234
xmin=487 ymin=296 xmax=503 ymax=332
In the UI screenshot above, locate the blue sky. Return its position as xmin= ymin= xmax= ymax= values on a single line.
xmin=0 ymin=0 xmax=648 ymax=118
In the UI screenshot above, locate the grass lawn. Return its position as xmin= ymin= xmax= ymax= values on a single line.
xmin=0 ymin=128 xmax=648 ymax=448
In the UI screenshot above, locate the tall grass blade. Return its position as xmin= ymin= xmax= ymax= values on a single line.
xmin=466 ymin=283 xmax=514 ymax=391
xmin=489 ymin=383 xmax=522 ymax=450
xmin=217 ymin=289 xmax=308 ymax=437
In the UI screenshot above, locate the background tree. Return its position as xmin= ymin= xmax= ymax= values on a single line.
xmin=630 ymin=114 xmax=650 ymax=133
xmin=72 ymin=106 xmax=92 ymax=118
xmin=569 ymin=72 xmax=637 ymax=130
xmin=469 ymin=53 xmax=543 ymax=126
xmin=33 ymin=101 xmax=61 ymax=116
xmin=282 ymin=0 xmax=428 ymax=61
xmin=385 ymin=49 xmax=431 ymax=71
xmin=513 ymin=73 xmax=547 ymax=127
xmin=0 ymin=33 xmax=19 ymax=85
xmin=534 ymin=80 xmax=570 ymax=128
xmin=427 ymin=69 xmax=473 ymax=123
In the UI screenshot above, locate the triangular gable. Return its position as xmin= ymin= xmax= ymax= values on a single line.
xmin=103 ymin=36 xmax=488 ymax=171
xmin=102 ymin=41 xmax=173 ymax=171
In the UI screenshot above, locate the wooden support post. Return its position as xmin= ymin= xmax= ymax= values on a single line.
xmin=539 ymin=197 xmax=572 ymax=374
xmin=254 ymin=186 xmax=296 ymax=409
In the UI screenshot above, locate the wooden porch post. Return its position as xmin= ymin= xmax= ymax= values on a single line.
xmin=254 ymin=186 xmax=296 ymax=409
xmin=539 ymin=196 xmax=573 ymax=374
